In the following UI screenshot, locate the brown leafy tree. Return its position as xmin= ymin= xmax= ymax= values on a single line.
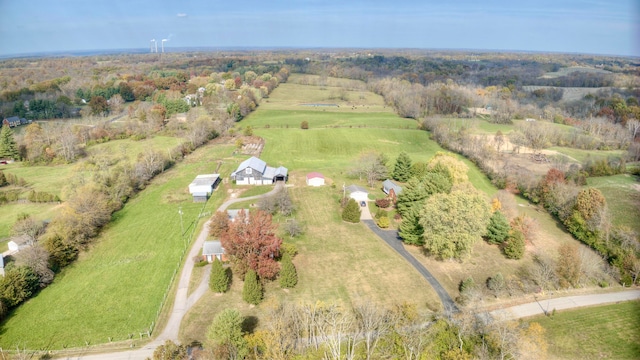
xmin=208 ymin=211 xmax=230 ymax=237
xmin=220 ymin=210 xmax=282 ymax=279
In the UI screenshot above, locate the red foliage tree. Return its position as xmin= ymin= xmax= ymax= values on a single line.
xmin=220 ymin=210 xmax=282 ymax=280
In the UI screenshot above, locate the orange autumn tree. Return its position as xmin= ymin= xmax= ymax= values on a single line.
xmin=220 ymin=210 xmax=282 ymax=280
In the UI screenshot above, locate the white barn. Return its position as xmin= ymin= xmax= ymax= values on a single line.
xmin=306 ymin=172 xmax=325 ymax=187
xmin=230 ymin=156 xmax=288 ymax=185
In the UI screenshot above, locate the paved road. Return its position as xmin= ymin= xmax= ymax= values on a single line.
xmin=490 ymin=289 xmax=640 ymax=320
xmin=361 ymin=219 xmax=459 ymax=313
xmin=67 ymin=183 xmax=284 ymax=360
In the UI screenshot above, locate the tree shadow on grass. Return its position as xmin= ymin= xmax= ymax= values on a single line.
xmin=241 ymin=316 xmax=259 ymax=333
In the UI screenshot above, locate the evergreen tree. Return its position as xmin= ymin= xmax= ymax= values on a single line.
xmin=242 ymin=269 xmax=263 ymax=305
xmin=396 ymin=172 xmax=452 ymax=216
xmin=0 ymin=125 xmax=19 ymax=160
xmin=209 ymin=258 xmax=229 ymax=293
xmin=342 ymin=198 xmax=361 ymax=223
xmin=398 ymin=206 xmax=424 ymax=245
xmin=207 ymin=308 xmax=249 ymax=360
xmin=503 ymin=230 xmax=525 ymax=260
xmin=392 ymin=151 xmax=412 ymax=182
xmin=279 ymin=253 xmax=298 ymax=288
xmin=485 ymin=211 xmax=511 ymax=244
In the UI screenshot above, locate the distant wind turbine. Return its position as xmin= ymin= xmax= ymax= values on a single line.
xmin=150 ymin=39 xmax=156 ymax=53
xmin=161 ymin=39 xmax=168 ymax=53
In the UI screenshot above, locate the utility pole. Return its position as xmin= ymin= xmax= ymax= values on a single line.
xmin=178 ymin=207 xmax=184 ymax=241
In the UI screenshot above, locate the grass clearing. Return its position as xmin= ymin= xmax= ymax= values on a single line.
xmin=587 ymin=174 xmax=640 ymax=234
xmin=237 ymin=185 xmax=274 ymax=198
xmin=0 ymin=142 xmax=236 ymax=349
xmin=549 ymin=146 xmax=625 ymax=163
xmin=529 ymin=300 xmax=640 ymax=359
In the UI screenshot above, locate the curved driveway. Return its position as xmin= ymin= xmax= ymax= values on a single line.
xmin=361 ymin=219 xmax=458 ymax=313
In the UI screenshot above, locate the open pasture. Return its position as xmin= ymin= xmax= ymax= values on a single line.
xmin=0 ymin=143 xmax=236 ymax=349
xmin=531 ymin=300 xmax=640 ymax=360
xmin=587 ymin=174 xmax=640 ymax=234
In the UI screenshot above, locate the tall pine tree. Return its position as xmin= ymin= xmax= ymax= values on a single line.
xmin=392 ymin=152 xmax=412 ymax=182
xmin=485 ymin=211 xmax=511 ymax=244
xmin=209 ymin=258 xmax=229 ymax=293
xmin=0 ymin=125 xmax=19 ymax=160
xmin=398 ymin=206 xmax=424 ymax=245
xmin=242 ymin=269 xmax=263 ymax=305
xmin=279 ymin=253 xmax=298 ymax=288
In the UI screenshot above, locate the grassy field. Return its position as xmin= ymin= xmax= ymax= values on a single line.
xmin=0 ymin=143 xmax=236 ymax=349
xmin=179 ymin=185 xmax=441 ymax=344
xmin=549 ymin=146 xmax=625 ymax=163
xmin=587 ymin=174 xmax=640 ymax=234
xmin=529 ymin=301 xmax=640 ymax=359
xmin=0 ymin=136 xmax=182 ymax=199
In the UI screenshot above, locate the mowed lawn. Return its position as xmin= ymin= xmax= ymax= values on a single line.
xmin=179 ymin=185 xmax=441 ymax=344
xmin=0 ymin=143 xmax=236 ymax=349
xmin=530 ymin=301 xmax=640 ymax=359
xmin=0 ymin=203 xmax=60 ymax=250
xmin=587 ymin=174 xmax=640 ymax=234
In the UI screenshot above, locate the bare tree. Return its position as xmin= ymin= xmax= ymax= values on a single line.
xmin=350 ymin=151 xmax=388 ymax=188
xmin=352 ymin=302 xmax=392 ymax=360
xmin=14 ymin=245 xmax=54 ymax=287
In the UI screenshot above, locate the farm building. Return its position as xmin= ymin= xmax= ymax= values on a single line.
xmin=202 ymin=240 xmax=225 ymax=262
xmin=345 ymin=185 xmax=369 ymax=202
xmin=230 ymin=156 xmax=288 ymax=185
xmin=306 ymin=172 xmax=325 ymax=186
xmin=8 ymin=235 xmax=31 ymax=253
xmin=382 ymin=179 xmax=403 ymax=201
xmin=227 ymin=209 xmax=249 ymax=223
xmin=188 ymin=174 xmax=220 ymax=202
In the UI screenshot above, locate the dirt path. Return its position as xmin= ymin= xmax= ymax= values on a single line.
xmin=67 ymin=183 xmax=284 ymax=360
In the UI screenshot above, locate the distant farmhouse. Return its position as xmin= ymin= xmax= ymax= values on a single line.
xmin=188 ymin=174 xmax=220 ymax=202
xmin=230 ymin=156 xmax=288 ymax=185
xmin=2 ymin=116 xmax=30 ymax=128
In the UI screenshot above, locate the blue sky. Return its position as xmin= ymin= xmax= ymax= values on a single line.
xmin=0 ymin=0 xmax=638 ymax=56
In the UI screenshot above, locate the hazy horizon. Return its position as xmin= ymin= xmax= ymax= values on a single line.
xmin=1 ymin=0 xmax=639 ymax=57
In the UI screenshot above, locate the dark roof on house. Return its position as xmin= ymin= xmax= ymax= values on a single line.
xmin=203 ymin=240 xmax=224 ymax=255
xmin=227 ymin=209 xmax=249 ymax=222
xmin=346 ymin=185 xmax=368 ymax=194
xmin=382 ymin=179 xmax=403 ymax=195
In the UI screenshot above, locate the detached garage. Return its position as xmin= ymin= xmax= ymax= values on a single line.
xmin=306 ymin=172 xmax=325 ymax=186
xmin=188 ymin=174 xmax=220 ymax=202
xmin=346 ymin=185 xmax=369 ymax=202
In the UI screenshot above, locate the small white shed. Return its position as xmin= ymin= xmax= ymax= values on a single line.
xmin=306 ymin=172 xmax=325 ymax=187
xmin=8 ymin=235 xmax=31 ymax=253
xmin=188 ymin=174 xmax=220 ymax=202
xmin=346 ymin=185 xmax=369 ymax=202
